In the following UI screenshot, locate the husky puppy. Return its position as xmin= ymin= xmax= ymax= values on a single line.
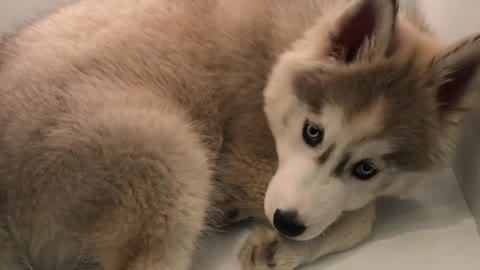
xmin=1 ymin=0 xmax=479 ymax=269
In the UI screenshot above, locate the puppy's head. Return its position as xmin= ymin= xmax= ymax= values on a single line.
xmin=263 ymin=0 xmax=480 ymax=240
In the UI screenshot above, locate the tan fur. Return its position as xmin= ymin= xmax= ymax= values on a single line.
xmin=1 ymin=0 xmax=479 ymax=270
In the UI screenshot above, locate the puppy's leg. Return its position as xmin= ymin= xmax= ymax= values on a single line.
xmin=239 ymin=202 xmax=376 ymax=270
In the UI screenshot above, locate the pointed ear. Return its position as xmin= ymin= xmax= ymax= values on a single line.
xmin=328 ymin=0 xmax=399 ymax=63
xmin=429 ymin=35 xmax=480 ymax=120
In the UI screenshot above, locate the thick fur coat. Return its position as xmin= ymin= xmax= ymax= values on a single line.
xmin=1 ymin=0 xmax=480 ymax=269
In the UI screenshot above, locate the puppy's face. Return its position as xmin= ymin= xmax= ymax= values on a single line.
xmin=263 ymin=0 xmax=480 ymax=241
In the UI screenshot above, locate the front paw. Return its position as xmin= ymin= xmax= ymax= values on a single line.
xmin=238 ymin=226 xmax=299 ymax=270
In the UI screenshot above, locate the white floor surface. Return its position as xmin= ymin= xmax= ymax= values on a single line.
xmin=193 ymin=169 xmax=480 ymax=269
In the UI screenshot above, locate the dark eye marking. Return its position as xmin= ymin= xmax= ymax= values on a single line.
xmin=318 ymin=144 xmax=336 ymax=164
xmin=334 ymin=153 xmax=351 ymax=177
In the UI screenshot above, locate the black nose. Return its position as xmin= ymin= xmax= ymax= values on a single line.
xmin=273 ymin=209 xmax=306 ymax=238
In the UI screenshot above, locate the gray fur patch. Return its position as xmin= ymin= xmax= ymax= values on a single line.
xmin=319 ymin=143 xmax=335 ymax=164
xmin=334 ymin=153 xmax=351 ymax=177
xmin=295 ymin=59 xmax=438 ymax=172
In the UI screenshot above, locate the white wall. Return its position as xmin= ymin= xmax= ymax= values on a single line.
xmin=421 ymin=0 xmax=480 ymax=42
xmin=0 ymin=0 xmax=74 ymax=34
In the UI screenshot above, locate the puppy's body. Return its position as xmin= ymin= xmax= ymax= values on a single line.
xmin=1 ymin=1 xmax=480 ymax=270
xmin=0 ymin=1 xmax=317 ymax=269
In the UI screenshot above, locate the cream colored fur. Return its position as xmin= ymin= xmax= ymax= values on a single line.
xmin=1 ymin=0 xmax=480 ymax=270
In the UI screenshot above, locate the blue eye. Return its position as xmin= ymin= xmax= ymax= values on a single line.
xmin=352 ymin=160 xmax=378 ymax=181
xmin=302 ymin=121 xmax=324 ymax=147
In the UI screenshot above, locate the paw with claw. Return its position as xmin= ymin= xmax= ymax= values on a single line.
xmin=238 ymin=226 xmax=302 ymax=270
